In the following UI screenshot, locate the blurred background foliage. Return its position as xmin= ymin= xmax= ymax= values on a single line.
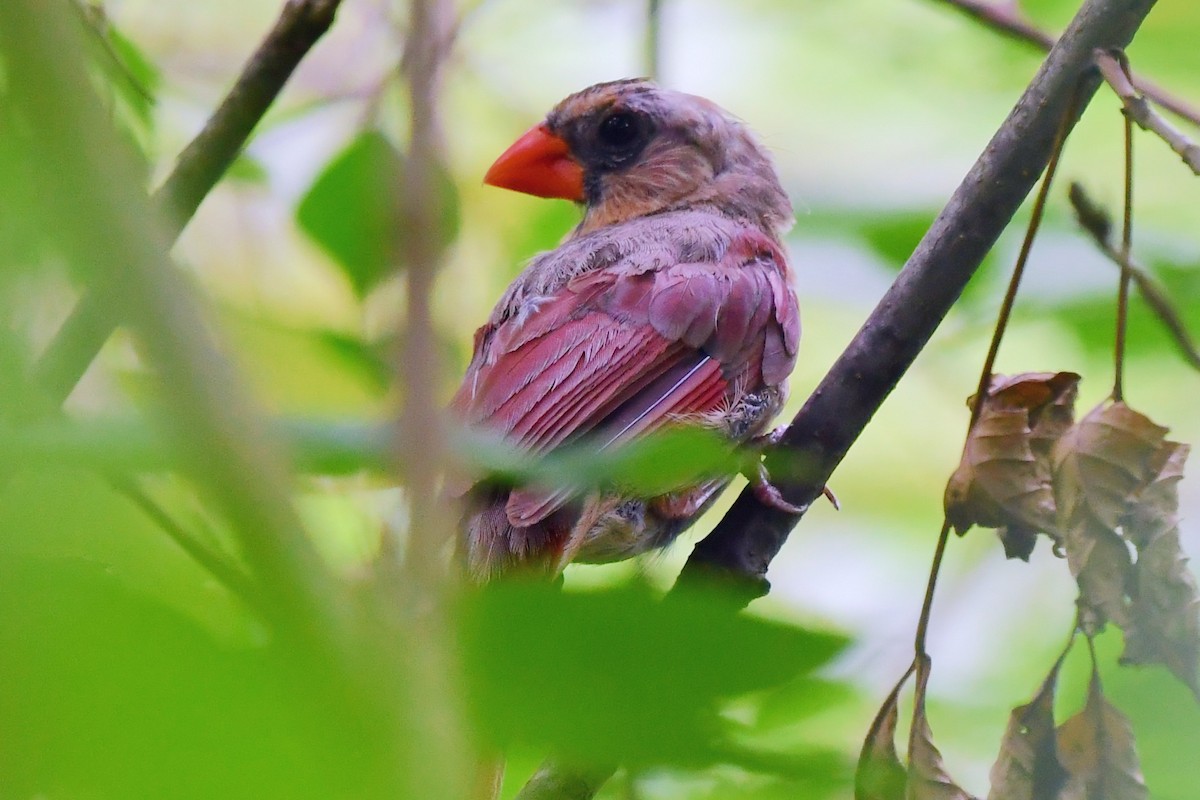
xmin=1 ymin=0 xmax=1199 ymax=798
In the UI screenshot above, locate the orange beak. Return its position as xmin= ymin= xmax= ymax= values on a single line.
xmin=483 ymin=124 xmax=585 ymax=202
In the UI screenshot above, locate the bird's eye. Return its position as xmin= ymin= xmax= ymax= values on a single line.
xmin=597 ymin=111 xmax=642 ymax=151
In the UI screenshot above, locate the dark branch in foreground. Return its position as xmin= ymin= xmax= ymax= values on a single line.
xmin=678 ymin=0 xmax=1159 ymax=598
xmin=34 ymin=0 xmax=346 ymax=405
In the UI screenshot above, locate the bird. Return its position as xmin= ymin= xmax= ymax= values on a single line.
xmin=451 ymin=79 xmax=800 ymax=581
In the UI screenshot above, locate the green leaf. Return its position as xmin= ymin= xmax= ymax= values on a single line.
xmin=296 ymin=131 xmax=406 ymax=298
xmin=104 ymin=23 xmax=160 ymax=126
xmin=0 ymin=555 xmax=378 ymax=799
xmin=460 ymin=580 xmax=846 ymax=766
xmin=225 ymin=152 xmax=270 ymax=185
xmin=857 ymin=210 xmax=936 ymax=271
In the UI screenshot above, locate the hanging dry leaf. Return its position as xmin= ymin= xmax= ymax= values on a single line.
xmin=856 ymin=669 xmax=910 ymax=800
xmin=1056 ymin=670 xmax=1148 ymax=800
xmin=986 ymin=658 xmax=1069 ymax=800
xmin=945 ymin=372 xmax=1079 ymax=560
xmin=1120 ymin=442 xmax=1199 ymax=697
xmin=1053 ymin=402 xmax=1168 ymax=529
xmin=908 ymin=656 xmax=977 ymax=800
xmin=1052 ymin=402 xmax=1169 ymax=632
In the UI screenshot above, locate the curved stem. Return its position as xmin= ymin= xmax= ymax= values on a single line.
xmin=968 ymin=82 xmax=1081 ymax=430
xmin=915 ymin=520 xmax=953 ymax=656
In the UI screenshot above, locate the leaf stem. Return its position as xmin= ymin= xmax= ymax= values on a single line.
xmin=968 ymin=81 xmax=1081 ymax=431
xmin=915 ymin=519 xmax=953 ymax=656
xmin=1113 ymin=53 xmax=1135 ymax=402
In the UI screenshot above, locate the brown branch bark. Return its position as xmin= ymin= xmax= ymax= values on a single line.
xmin=678 ymin=0 xmax=1160 ymax=598
xmin=34 ymin=0 xmax=346 ymax=405
xmin=933 ymin=0 xmax=1200 ymax=128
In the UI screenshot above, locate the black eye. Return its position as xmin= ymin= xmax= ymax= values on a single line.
xmin=597 ymin=111 xmax=642 ymax=151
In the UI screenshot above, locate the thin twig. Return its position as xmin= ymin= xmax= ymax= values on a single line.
xmin=914 ymin=521 xmax=952 ymax=657
xmin=646 ymin=0 xmax=662 ymax=81
xmin=1 ymin=0 xmax=349 ymax=665
xmin=386 ymin=1 xmax=470 ymax=798
xmin=934 ymin=0 xmax=1054 ymax=48
xmin=74 ymin=0 xmax=157 ymax=108
xmin=396 ymin=0 xmax=457 ymax=596
xmin=1094 ymin=49 xmax=1200 ymax=176
xmin=34 ymin=0 xmax=347 ymax=405
xmin=1069 ymin=183 xmax=1200 ymax=371
xmin=109 ymin=476 xmax=262 ymax=607
xmin=933 ymin=0 xmax=1200 ymax=128
xmin=967 ymin=81 xmax=1080 ymax=431
xmin=677 ymin=0 xmax=1159 ymax=598
xmin=1113 ymin=51 xmax=1136 ymax=401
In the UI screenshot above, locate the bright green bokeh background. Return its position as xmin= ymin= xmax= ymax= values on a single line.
xmin=2 ymin=0 xmax=1199 ymax=797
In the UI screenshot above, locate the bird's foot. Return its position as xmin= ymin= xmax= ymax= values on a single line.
xmin=748 ymin=461 xmax=805 ymax=514
xmin=745 ymin=425 xmax=840 ymax=513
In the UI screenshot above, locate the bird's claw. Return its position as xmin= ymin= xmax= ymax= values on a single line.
xmin=821 ymin=485 xmax=841 ymax=511
xmin=747 ymin=461 xmax=806 ymax=515
xmin=746 ymin=424 xmax=841 ymax=513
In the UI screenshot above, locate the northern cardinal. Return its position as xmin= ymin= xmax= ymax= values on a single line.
xmin=453 ymin=79 xmax=799 ymax=580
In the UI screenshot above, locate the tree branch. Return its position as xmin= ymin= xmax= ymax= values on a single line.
xmin=933 ymin=0 xmax=1200 ymax=128
xmin=34 ymin=0 xmax=346 ymax=405
xmin=1068 ymin=182 xmax=1200 ymax=371
xmin=1094 ymin=49 xmax=1200 ymax=175
xmin=679 ymin=0 xmax=1160 ymax=598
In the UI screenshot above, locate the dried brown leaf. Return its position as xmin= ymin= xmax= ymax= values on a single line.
xmin=986 ymin=658 xmax=1069 ymax=800
xmin=1056 ymin=672 xmax=1148 ymax=800
xmin=1052 ymin=402 xmax=1169 ymax=632
xmin=856 ymin=670 xmax=909 ymax=800
xmin=945 ymin=372 xmax=1080 ymax=558
xmin=1053 ymin=402 xmax=1168 ymax=530
xmin=1120 ymin=442 xmax=1199 ymax=696
xmin=908 ymin=656 xmax=977 ymax=800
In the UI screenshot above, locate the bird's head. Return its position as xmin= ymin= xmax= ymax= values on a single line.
xmin=484 ymin=79 xmax=793 ymax=238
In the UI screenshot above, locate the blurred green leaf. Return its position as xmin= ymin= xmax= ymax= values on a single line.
xmin=504 ymin=198 xmax=580 ymax=267
xmin=1032 ymin=259 xmax=1200 ymax=367
xmin=297 ymin=131 xmax=460 ymax=298
xmin=297 ymin=131 xmax=405 ymax=297
xmin=0 ymin=554 xmax=386 ymax=799
xmin=750 ymin=677 xmax=859 ymax=733
xmin=461 ymin=425 xmax=742 ymax=498
xmin=461 ymin=580 xmax=846 ymax=766
xmin=226 ymin=152 xmax=270 ymax=185
xmin=218 ymin=307 xmax=389 ymax=413
xmin=569 ymin=426 xmax=741 ymax=496
xmin=856 ymin=210 xmax=936 ymax=270
xmin=103 ymin=23 xmax=159 ymax=126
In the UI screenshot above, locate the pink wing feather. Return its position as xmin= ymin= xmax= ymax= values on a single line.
xmin=452 ymin=221 xmax=797 ymax=527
